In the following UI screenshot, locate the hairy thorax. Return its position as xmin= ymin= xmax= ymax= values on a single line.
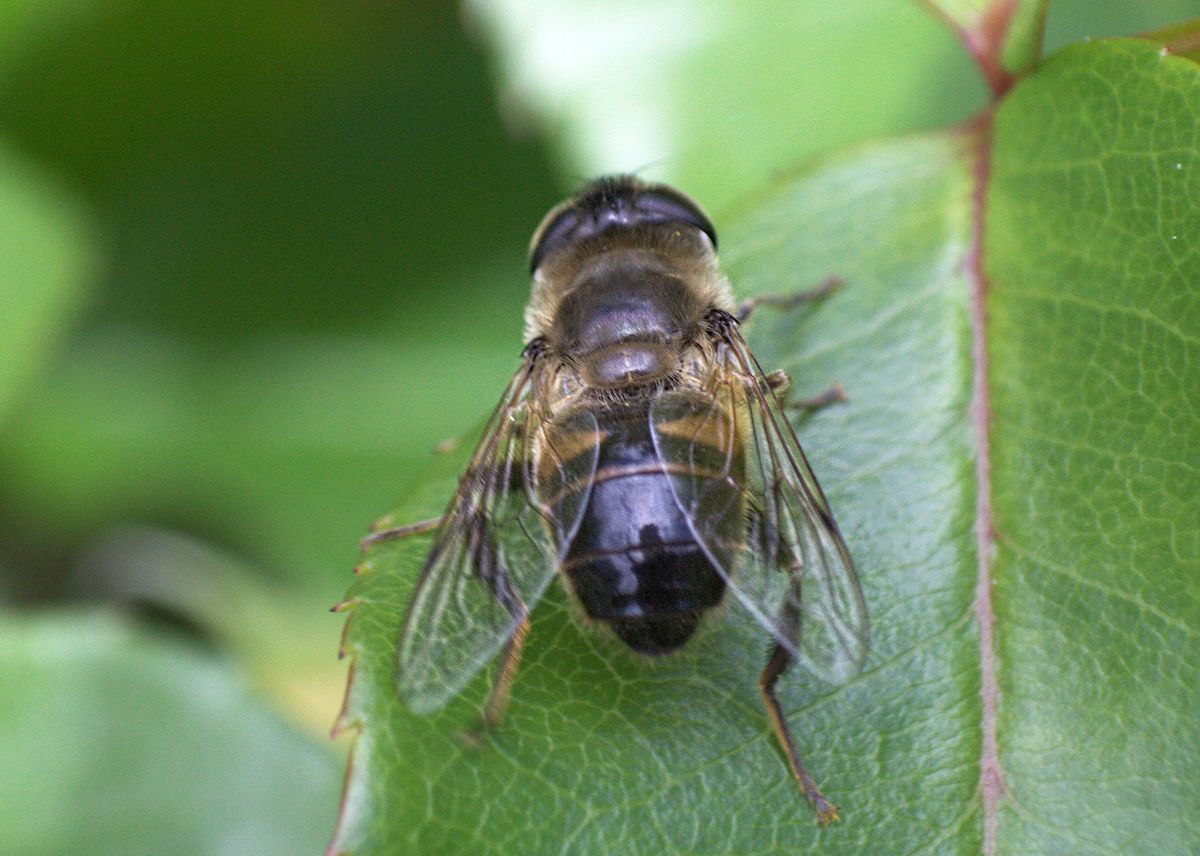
xmin=548 ymin=249 xmax=710 ymax=389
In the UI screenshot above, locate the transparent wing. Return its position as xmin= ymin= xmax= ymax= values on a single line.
xmin=396 ymin=354 xmax=599 ymax=713
xmin=649 ymin=316 xmax=868 ymax=684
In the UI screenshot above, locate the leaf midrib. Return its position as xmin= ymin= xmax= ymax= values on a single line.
xmin=965 ymin=109 xmax=1003 ymax=856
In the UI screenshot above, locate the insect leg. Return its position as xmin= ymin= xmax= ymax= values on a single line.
xmin=482 ymin=609 xmax=531 ymax=728
xmin=759 ymin=644 xmax=840 ymax=825
xmin=790 ymin=382 xmax=847 ymax=412
xmin=359 ymin=516 xmax=442 ymax=550
xmin=736 ymin=274 xmax=843 ymax=323
xmin=763 ymin=369 xmax=846 ymax=415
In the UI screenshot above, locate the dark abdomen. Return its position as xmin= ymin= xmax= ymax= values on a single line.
xmin=554 ymin=403 xmax=737 ymax=655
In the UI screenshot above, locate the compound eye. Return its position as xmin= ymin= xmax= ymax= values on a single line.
xmin=528 ymin=177 xmax=719 ymax=273
xmin=633 ymin=188 xmax=718 ymax=250
xmin=529 ymin=205 xmax=581 ymax=274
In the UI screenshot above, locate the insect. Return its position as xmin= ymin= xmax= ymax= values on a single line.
xmin=367 ymin=176 xmax=868 ymax=824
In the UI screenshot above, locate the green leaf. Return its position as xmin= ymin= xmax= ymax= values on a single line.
xmin=917 ymin=0 xmax=1049 ymax=89
xmin=335 ymin=130 xmax=982 ymax=853
xmin=0 ymin=141 xmax=94 ymax=421
xmin=0 ymin=611 xmax=342 ymax=856
xmin=466 ymin=0 xmax=986 ymax=210
xmin=333 ymin=36 xmax=1199 ymax=854
xmin=986 ymin=39 xmax=1200 ymax=852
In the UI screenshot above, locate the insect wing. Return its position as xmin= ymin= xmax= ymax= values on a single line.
xmin=396 ymin=360 xmax=599 ymax=713
xmin=730 ymin=327 xmax=868 ymax=683
xmin=649 ymin=326 xmax=868 ymax=684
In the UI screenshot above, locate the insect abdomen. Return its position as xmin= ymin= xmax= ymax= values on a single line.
xmin=552 ymin=403 xmax=739 ymax=655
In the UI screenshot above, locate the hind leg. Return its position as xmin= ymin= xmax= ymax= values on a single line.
xmin=359 ymin=516 xmax=442 ymax=550
xmin=759 ymin=643 xmax=840 ymax=825
xmin=482 ymin=611 xmax=531 ymax=728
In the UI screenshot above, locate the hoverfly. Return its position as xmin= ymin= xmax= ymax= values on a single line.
xmin=368 ymin=176 xmax=868 ymax=824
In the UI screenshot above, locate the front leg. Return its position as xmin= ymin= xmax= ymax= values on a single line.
xmin=791 ymin=382 xmax=847 ymax=411
xmin=737 ymin=275 xmax=843 ymax=323
xmin=760 ymin=642 xmax=841 ymax=825
xmin=765 ymin=370 xmax=847 ymax=413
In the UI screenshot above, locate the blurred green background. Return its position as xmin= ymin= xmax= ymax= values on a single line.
xmin=0 ymin=1 xmax=1192 ymax=853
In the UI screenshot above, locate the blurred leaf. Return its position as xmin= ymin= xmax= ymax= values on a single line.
xmin=0 ymin=323 xmax=518 ymax=595
xmin=1140 ymin=16 xmax=1200 ymax=61
xmin=0 ymin=0 xmax=87 ymax=71
xmin=985 ymin=39 xmax=1199 ymax=852
xmin=916 ymin=0 xmax=1049 ymax=90
xmin=74 ymin=526 xmax=349 ymax=736
xmin=0 ymin=142 xmax=94 ymax=421
xmin=330 ymin=38 xmax=1198 ymax=854
xmin=1043 ymin=1 xmax=1200 ymax=53
xmin=466 ymin=0 xmax=987 ymax=210
xmin=0 ymin=0 xmax=557 ymax=606
xmin=0 ymin=611 xmax=342 ymax=856
xmin=0 ymin=0 xmax=557 ymax=338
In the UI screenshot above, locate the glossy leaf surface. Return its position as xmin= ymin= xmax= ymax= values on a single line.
xmin=986 ymin=39 xmax=1200 ymax=852
xmin=333 ymin=36 xmax=1199 ymax=855
xmin=336 ymin=129 xmax=981 ymax=852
